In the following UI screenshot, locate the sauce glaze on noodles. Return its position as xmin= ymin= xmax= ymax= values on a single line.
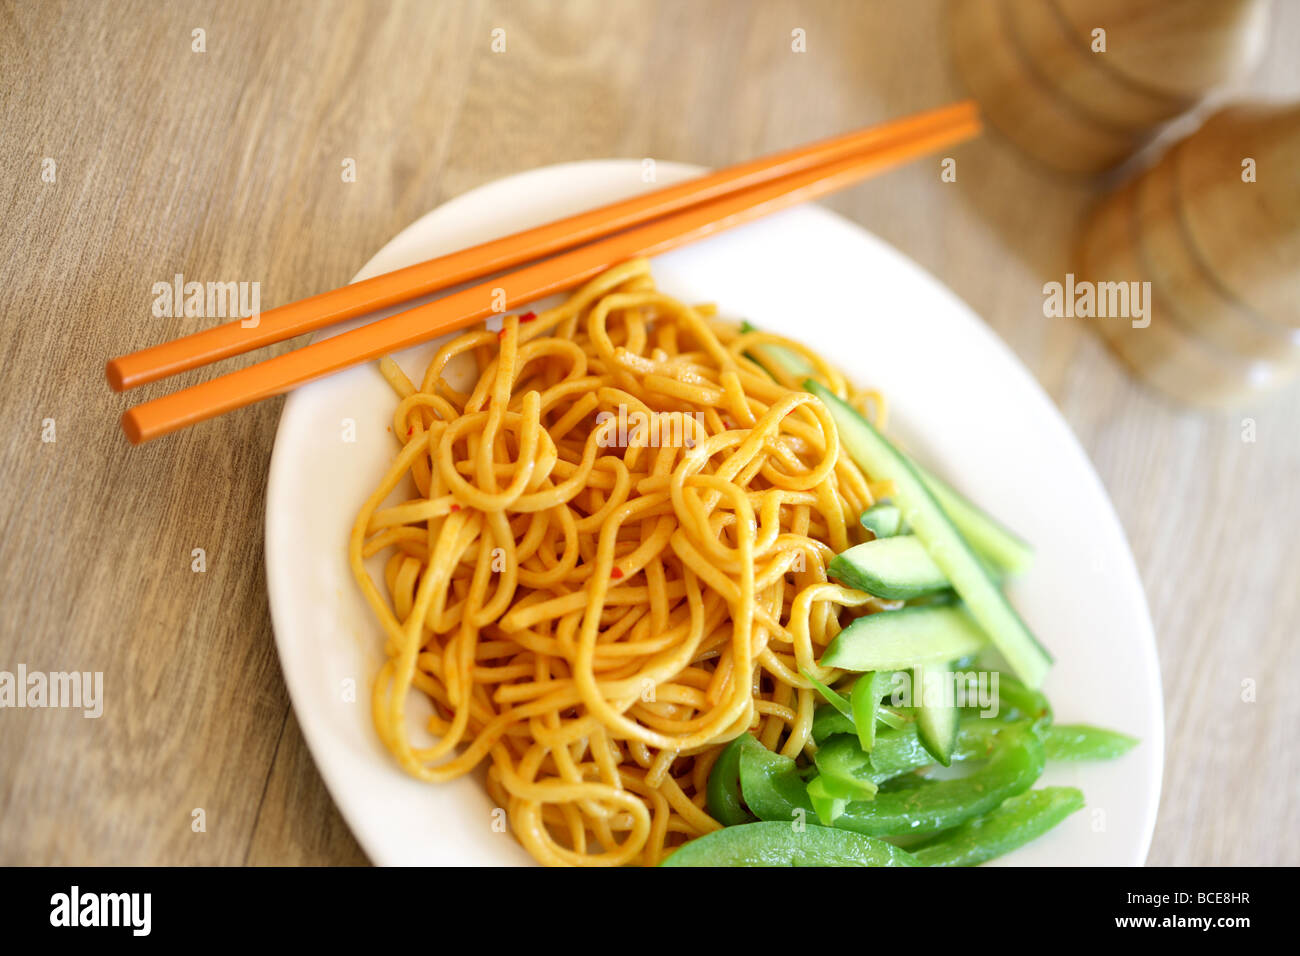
xmin=350 ymin=259 xmax=895 ymax=865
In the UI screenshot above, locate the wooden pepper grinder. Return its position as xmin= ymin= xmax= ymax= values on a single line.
xmin=947 ymin=0 xmax=1270 ymax=174
xmin=1078 ymin=101 xmax=1300 ymax=406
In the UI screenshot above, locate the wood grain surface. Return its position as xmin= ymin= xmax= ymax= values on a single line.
xmin=1 ymin=0 xmax=1296 ymax=866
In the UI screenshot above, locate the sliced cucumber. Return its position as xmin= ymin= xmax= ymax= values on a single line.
xmin=821 ymin=604 xmax=986 ymax=672
xmin=739 ymin=320 xmax=814 ymax=378
xmin=914 ymin=660 xmax=960 ymax=767
xmin=807 ymin=381 xmax=1052 ymax=688
xmin=741 ymin=326 xmax=1032 ymax=576
xmin=910 ymin=464 xmax=1033 ymax=576
xmin=859 ymin=501 xmax=904 ymax=539
xmin=835 ymin=532 xmax=1005 ymax=596
xmin=830 ymin=535 xmax=950 ymax=600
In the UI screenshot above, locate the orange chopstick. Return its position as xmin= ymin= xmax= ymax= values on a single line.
xmin=120 ymin=108 xmax=979 ymax=444
xmin=106 ymin=101 xmax=977 ymax=392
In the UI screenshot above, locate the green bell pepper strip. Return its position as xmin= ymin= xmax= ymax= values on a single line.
xmin=911 ymin=786 xmax=1084 ymax=867
xmin=813 ymin=735 xmax=880 ymax=802
xmin=849 ymin=670 xmax=895 ymax=752
xmin=744 ymin=722 xmax=1045 ymax=837
xmin=706 ymin=735 xmax=758 ymax=826
xmin=1043 ymin=724 xmax=1138 ymax=761
xmin=806 ymin=776 xmax=849 ymax=826
xmin=814 ymin=708 xmax=1010 ymax=766
xmin=808 ymin=685 xmax=907 ymax=747
xmin=737 ymin=734 xmax=815 ymax=820
xmin=831 ymin=722 xmax=1045 ymax=836
xmin=866 ymin=716 xmax=1017 ymax=779
xmin=877 ymin=772 xmax=936 ymax=794
xmin=812 ymin=706 xmax=856 ymax=744
xmin=660 ymin=821 xmax=919 ymax=867
xmin=868 ymin=676 xmax=912 ymax=730
xmin=800 ymin=668 xmax=853 ymax=720
xmin=878 ymin=706 xmax=910 ymax=728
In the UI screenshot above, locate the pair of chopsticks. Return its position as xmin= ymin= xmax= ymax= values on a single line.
xmin=109 ymin=100 xmax=980 ymax=444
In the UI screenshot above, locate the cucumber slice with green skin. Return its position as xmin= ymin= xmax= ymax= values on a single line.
xmin=914 ymin=660 xmax=960 ymax=767
xmin=859 ymin=501 xmax=904 ymax=539
xmin=835 ymin=534 xmax=1004 ymax=595
xmin=739 ymin=326 xmax=1032 ymax=574
xmin=660 ymin=821 xmax=919 ymax=867
xmin=807 ymin=381 xmax=1052 ymax=688
xmin=739 ymin=320 xmax=815 ymax=378
xmin=821 ymin=604 xmax=987 ymax=672
xmin=830 ymin=535 xmax=951 ymax=600
xmin=864 ymin=488 xmax=1020 ymax=578
xmin=910 ymin=463 xmax=1033 ymax=576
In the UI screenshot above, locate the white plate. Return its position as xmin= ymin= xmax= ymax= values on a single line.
xmin=266 ymin=160 xmax=1163 ymax=866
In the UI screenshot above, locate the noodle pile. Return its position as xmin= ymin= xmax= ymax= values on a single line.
xmin=350 ymin=259 xmax=897 ymax=865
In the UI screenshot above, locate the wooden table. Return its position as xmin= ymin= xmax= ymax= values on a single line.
xmin=2 ymin=0 xmax=1296 ymax=866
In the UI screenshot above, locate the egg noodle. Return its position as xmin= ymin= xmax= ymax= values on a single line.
xmin=349 ymin=259 xmax=897 ymax=866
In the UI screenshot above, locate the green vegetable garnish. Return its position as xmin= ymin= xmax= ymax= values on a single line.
xmin=661 ymin=821 xmax=918 ymax=867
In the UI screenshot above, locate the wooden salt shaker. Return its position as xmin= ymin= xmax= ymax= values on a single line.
xmin=1078 ymin=100 xmax=1300 ymax=406
xmin=948 ymin=0 xmax=1270 ymax=174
